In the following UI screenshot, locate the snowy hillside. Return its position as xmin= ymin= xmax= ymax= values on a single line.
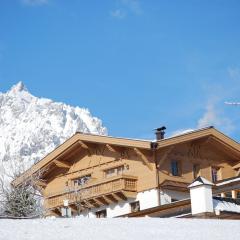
xmin=0 ymin=218 xmax=239 ymax=240
xmin=0 ymin=82 xmax=107 ymax=182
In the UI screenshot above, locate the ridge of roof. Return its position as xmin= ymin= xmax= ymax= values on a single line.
xmin=158 ymin=126 xmax=214 ymax=142
xmin=75 ymin=132 xmax=152 ymax=143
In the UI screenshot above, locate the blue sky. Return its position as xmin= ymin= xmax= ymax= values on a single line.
xmin=1 ymin=0 xmax=240 ymax=140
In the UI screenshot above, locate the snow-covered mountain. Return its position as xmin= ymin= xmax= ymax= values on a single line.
xmin=0 ymin=82 xmax=107 ymax=181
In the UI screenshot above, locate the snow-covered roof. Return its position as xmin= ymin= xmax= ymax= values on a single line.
xmin=216 ymin=177 xmax=240 ymax=186
xmin=213 ymin=198 xmax=240 ymax=213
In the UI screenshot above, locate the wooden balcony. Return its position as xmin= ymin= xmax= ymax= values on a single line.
xmin=45 ymin=175 xmax=138 ymax=210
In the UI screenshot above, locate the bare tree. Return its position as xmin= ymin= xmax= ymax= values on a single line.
xmin=0 ymin=164 xmax=46 ymax=218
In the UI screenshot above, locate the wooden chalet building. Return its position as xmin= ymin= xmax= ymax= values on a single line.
xmin=12 ymin=126 xmax=240 ymax=218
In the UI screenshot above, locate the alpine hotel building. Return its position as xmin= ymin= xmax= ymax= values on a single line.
xmin=13 ymin=126 xmax=240 ymax=218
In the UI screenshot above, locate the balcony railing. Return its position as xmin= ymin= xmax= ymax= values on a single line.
xmin=45 ymin=175 xmax=137 ymax=210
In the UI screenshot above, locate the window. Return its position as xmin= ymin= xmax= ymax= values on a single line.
xmin=171 ymin=160 xmax=181 ymax=176
xmin=105 ymin=165 xmax=126 ymax=178
xmin=117 ymin=165 xmax=124 ymax=175
xmin=211 ymin=167 xmax=219 ymax=183
xmin=105 ymin=168 xmax=115 ymax=178
xmin=130 ymin=201 xmax=140 ymax=213
xmin=73 ymin=175 xmax=91 ymax=187
xmin=96 ymin=209 xmax=107 ymax=218
xmin=193 ymin=164 xmax=200 ymax=179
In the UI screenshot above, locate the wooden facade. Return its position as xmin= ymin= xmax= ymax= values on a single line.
xmin=12 ymin=127 xmax=240 ymax=217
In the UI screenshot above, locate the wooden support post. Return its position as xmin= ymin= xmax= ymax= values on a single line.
xmin=232 ymin=190 xmax=237 ymax=199
xmin=133 ymin=148 xmax=153 ymax=171
xmin=221 ymin=192 xmax=226 ymax=198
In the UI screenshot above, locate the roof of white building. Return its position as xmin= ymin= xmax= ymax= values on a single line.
xmin=188 ymin=176 xmax=214 ymax=188
xmin=213 ymin=197 xmax=240 ymax=214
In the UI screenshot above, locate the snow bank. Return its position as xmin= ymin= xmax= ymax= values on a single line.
xmin=0 ymin=218 xmax=239 ymax=240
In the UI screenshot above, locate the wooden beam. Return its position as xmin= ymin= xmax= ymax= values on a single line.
xmin=81 ymin=200 xmax=95 ymax=209
xmin=233 ymin=162 xmax=240 ymax=169
xmin=88 ymin=199 xmax=100 ymax=208
xmin=69 ymin=204 xmax=78 ymax=212
xmin=122 ymin=191 xmax=137 ymax=199
xmin=114 ymin=192 xmax=127 ymax=201
xmin=105 ymin=194 xmax=118 ymax=203
xmin=60 ymin=146 xmax=82 ymax=162
xmin=34 ymin=180 xmax=47 ymax=188
xmin=78 ymin=140 xmax=89 ymax=149
xmin=95 ymin=196 xmax=110 ymax=205
xmin=134 ymin=148 xmax=153 ymax=171
xmin=52 ymin=208 xmax=61 ymax=216
xmin=105 ymin=144 xmax=117 ymax=152
xmin=53 ymin=159 xmax=71 ymax=169
xmin=192 ymin=136 xmax=211 ymax=146
xmin=158 ymin=146 xmax=174 ymax=169
xmin=80 ymin=200 xmax=91 ymax=209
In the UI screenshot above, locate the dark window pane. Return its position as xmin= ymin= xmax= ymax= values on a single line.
xmin=212 ymin=167 xmax=218 ymax=182
xmin=171 ymin=161 xmax=179 ymax=176
xmin=130 ymin=201 xmax=140 ymax=212
xmin=96 ymin=210 xmax=107 ymax=218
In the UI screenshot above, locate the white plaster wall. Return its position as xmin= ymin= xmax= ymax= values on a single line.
xmin=77 ymin=209 xmax=95 ymax=218
xmin=136 ymin=189 xmax=159 ymax=210
xmin=160 ymin=189 xmax=190 ymax=205
xmin=107 ymin=200 xmax=133 ymax=218
xmin=190 ymin=185 xmax=213 ymax=215
xmin=160 ymin=191 xmax=171 ymax=205
xmin=75 ymin=188 xmax=159 ymax=218
xmin=74 ymin=199 xmax=134 ymax=218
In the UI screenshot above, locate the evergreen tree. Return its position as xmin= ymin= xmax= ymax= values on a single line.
xmin=3 ymin=184 xmax=39 ymax=217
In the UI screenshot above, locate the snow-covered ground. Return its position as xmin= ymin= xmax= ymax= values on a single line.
xmin=0 ymin=218 xmax=239 ymax=240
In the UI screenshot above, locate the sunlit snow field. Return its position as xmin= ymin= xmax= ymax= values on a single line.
xmin=0 ymin=218 xmax=239 ymax=240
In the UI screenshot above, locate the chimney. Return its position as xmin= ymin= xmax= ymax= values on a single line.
xmin=155 ymin=126 xmax=166 ymax=140
xmin=188 ymin=177 xmax=214 ymax=215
